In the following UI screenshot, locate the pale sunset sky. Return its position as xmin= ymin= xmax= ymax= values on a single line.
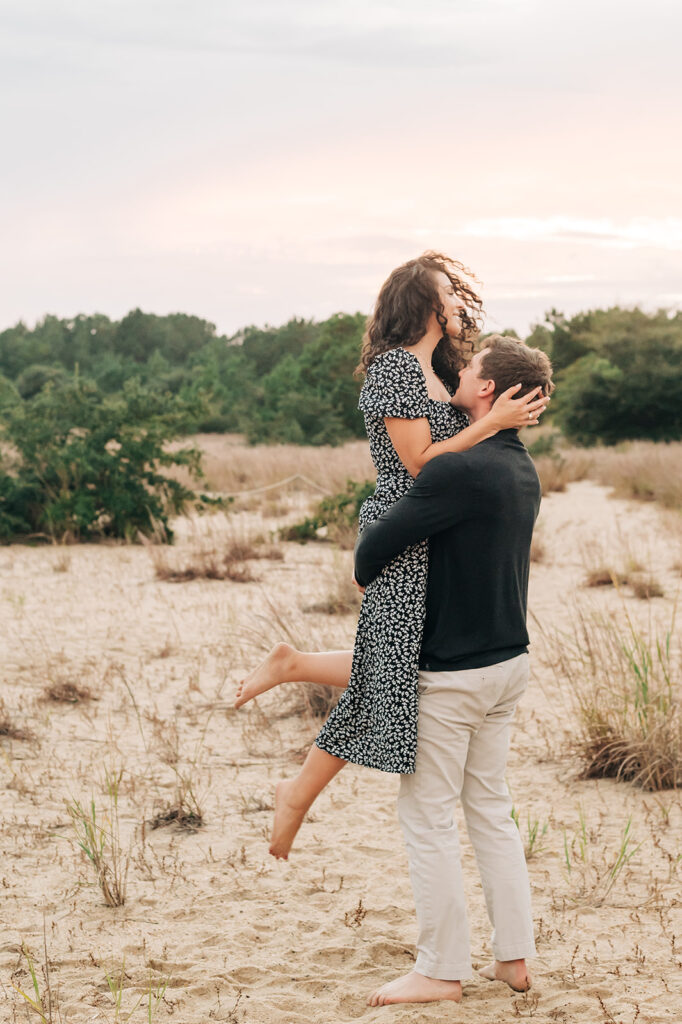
xmin=2 ymin=0 xmax=681 ymax=337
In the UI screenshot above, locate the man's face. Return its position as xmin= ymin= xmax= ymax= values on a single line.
xmin=453 ymin=348 xmax=491 ymax=411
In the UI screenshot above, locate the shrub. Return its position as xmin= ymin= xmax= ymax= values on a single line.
xmin=283 ymin=478 xmax=375 ymax=545
xmin=0 ymin=377 xmax=222 ymax=542
xmin=0 ymin=373 xmax=20 ymax=411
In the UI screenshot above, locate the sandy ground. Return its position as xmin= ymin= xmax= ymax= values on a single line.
xmin=1 ymin=481 xmax=681 ymax=1023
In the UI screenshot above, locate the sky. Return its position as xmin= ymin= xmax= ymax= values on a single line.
xmin=2 ymin=0 xmax=681 ymax=338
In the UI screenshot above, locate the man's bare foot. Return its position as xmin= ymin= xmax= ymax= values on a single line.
xmin=234 ymin=642 xmax=297 ymax=708
xmin=269 ymin=780 xmax=307 ymax=860
xmin=478 ymin=959 xmax=531 ymax=992
xmin=367 ymin=971 xmax=462 ymax=1007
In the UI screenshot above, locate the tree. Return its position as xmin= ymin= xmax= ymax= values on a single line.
xmin=15 ymin=364 xmax=69 ymax=399
xmin=551 ymin=312 xmax=682 ymax=444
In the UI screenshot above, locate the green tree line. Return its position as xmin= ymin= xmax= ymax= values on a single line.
xmin=0 ymin=309 xmax=368 ymax=445
xmin=1 ymin=303 xmax=680 ymax=542
xmin=0 ymin=303 xmax=680 ymax=452
xmin=526 ymin=308 xmax=682 ymax=445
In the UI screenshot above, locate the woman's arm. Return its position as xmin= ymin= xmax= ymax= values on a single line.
xmin=385 ymin=386 xmax=548 ymax=478
xmin=354 ymin=456 xmax=471 ymax=586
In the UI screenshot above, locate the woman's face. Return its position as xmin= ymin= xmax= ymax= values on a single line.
xmin=433 ymin=271 xmax=465 ymax=338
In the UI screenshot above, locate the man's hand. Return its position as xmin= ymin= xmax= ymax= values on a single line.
xmin=352 ymin=573 xmax=365 ymax=595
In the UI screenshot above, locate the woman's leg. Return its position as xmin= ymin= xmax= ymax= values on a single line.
xmin=234 ymin=645 xmax=352 ymax=708
xmin=269 ymin=744 xmax=346 ymax=859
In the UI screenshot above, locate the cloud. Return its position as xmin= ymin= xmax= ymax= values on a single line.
xmin=459 ymin=217 xmax=682 ymax=251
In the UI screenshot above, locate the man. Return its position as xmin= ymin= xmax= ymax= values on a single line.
xmin=354 ymin=335 xmax=554 ymax=1007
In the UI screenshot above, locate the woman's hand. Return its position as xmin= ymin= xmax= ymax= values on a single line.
xmin=352 ymin=573 xmax=366 ymax=595
xmin=488 ymin=384 xmax=549 ymax=431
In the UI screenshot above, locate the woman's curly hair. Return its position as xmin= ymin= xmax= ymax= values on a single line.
xmin=357 ymin=251 xmax=483 ymax=390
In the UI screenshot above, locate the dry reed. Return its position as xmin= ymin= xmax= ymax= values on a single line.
xmin=169 ymin=435 xmax=682 ymax=534
xmin=0 ymin=699 xmax=33 ymax=741
xmin=588 ymin=442 xmax=682 ymax=511
xmin=167 ymin=434 xmax=374 ymax=498
xmin=538 ymin=605 xmax=681 ymax=790
xmin=151 ymin=527 xmax=283 ymax=584
xmin=533 ymin=451 xmax=593 ymax=495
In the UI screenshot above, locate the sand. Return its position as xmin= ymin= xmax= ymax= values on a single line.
xmin=1 ymin=480 xmax=681 ymax=1023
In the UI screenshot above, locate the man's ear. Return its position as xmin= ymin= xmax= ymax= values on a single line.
xmin=478 ymin=378 xmax=496 ymax=398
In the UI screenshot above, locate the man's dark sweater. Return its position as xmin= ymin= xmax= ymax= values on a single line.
xmin=354 ymin=429 xmax=542 ymax=672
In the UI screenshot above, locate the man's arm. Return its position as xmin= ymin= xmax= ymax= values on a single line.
xmin=354 ymin=454 xmax=473 ymax=587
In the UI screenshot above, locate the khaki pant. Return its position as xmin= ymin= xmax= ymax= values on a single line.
xmin=397 ymin=653 xmax=536 ymax=980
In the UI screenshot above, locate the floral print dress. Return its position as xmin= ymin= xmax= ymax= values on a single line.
xmin=314 ymin=347 xmax=469 ymax=774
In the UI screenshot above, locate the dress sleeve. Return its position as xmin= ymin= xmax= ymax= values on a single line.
xmin=358 ymin=348 xmax=430 ymax=419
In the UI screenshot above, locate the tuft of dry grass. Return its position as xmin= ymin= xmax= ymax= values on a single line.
xmin=582 ymin=567 xmax=663 ymax=599
xmin=0 ymin=699 xmax=34 ymax=741
xmin=151 ymin=528 xmax=284 ymax=584
xmin=52 ymin=549 xmax=72 ymax=573
xmin=630 ymin=576 xmax=665 ymax=600
xmin=584 ymin=567 xmax=629 ymax=588
xmin=538 ymin=605 xmax=682 ymax=790
xmin=150 ymin=762 xmax=207 ymax=832
xmin=148 ymin=721 xmax=207 ymax=832
xmin=580 ymin=535 xmax=665 ymax=599
xmin=150 ymin=792 xmax=204 ymax=832
xmin=42 ymin=679 xmax=97 ymax=704
xmin=303 ymin=559 xmax=362 ymax=616
xmin=153 ymin=540 xmax=258 ymax=583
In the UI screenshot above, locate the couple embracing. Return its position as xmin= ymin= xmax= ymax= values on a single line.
xmin=235 ymin=252 xmax=554 ymax=1007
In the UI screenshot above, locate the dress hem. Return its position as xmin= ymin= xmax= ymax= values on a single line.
xmin=315 ymin=738 xmax=415 ymax=776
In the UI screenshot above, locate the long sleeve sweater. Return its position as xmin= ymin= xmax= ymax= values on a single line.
xmin=354 ymin=430 xmax=542 ymax=671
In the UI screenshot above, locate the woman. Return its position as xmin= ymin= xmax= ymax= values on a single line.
xmin=235 ymin=252 xmax=547 ymax=859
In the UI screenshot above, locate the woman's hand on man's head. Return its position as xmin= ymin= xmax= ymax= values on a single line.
xmin=490 ymin=385 xmax=550 ymax=430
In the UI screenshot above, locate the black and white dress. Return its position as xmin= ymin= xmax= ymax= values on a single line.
xmin=315 ymin=347 xmax=469 ymax=774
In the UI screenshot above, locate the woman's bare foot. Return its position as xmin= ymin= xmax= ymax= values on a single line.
xmin=478 ymin=959 xmax=531 ymax=992
xmin=234 ymin=642 xmax=297 ymax=708
xmin=367 ymin=971 xmax=462 ymax=1006
xmin=269 ymin=780 xmax=308 ymax=860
